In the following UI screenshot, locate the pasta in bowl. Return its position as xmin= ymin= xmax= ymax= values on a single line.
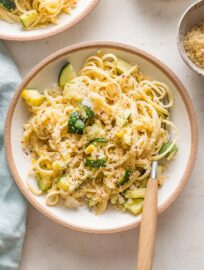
xmin=5 ymin=42 xmax=197 ymax=232
xmin=0 ymin=0 xmax=77 ymax=29
xmin=21 ymin=52 xmax=178 ymax=216
xmin=0 ymin=0 xmax=99 ymax=40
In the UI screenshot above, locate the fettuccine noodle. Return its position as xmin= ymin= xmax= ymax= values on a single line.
xmin=22 ymin=51 xmax=178 ymax=215
xmin=0 ymin=0 xmax=77 ymax=29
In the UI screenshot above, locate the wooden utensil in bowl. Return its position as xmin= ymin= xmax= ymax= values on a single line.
xmin=137 ymin=161 xmax=158 ymax=270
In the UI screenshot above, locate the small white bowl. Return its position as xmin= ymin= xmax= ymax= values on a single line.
xmin=177 ymin=0 xmax=204 ymax=76
xmin=4 ymin=42 xmax=198 ymax=233
xmin=0 ymin=0 xmax=99 ymax=41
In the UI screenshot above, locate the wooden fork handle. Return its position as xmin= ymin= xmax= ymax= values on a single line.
xmin=136 ymin=178 xmax=158 ymax=270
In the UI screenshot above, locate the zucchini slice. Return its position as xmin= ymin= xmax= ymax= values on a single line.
xmin=116 ymin=58 xmax=132 ymax=75
xmin=125 ymin=188 xmax=146 ymax=199
xmin=159 ymin=141 xmax=178 ymax=160
xmin=124 ymin=199 xmax=144 ymax=216
xmin=0 ymin=0 xmax=16 ymax=11
xmin=21 ymin=89 xmax=45 ymax=107
xmin=58 ymin=63 xmax=76 ymax=88
xmin=37 ymin=177 xmax=52 ymax=192
xmin=20 ymin=10 xmax=38 ymax=28
xmin=88 ymin=138 xmax=108 ymax=145
xmin=87 ymin=199 xmax=97 ymax=208
xmin=57 ymin=176 xmax=69 ymax=191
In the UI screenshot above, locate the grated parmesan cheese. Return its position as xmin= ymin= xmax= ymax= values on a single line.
xmin=183 ymin=22 xmax=204 ymax=68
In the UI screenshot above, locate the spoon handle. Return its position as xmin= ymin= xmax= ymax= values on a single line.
xmin=136 ymin=178 xmax=158 ymax=270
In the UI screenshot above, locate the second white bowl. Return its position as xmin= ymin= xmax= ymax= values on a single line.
xmin=177 ymin=0 xmax=204 ymax=76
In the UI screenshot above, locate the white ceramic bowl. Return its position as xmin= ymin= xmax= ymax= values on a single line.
xmin=0 ymin=0 xmax=99 ymax=41
xmin=5 ymin=42 xmax=198 ymax=233
xmin=177 ymin=0 xmax=204 ymax=76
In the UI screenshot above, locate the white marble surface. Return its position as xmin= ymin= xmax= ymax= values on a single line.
xmin=4 ymin=0 xmax=204 ymax=269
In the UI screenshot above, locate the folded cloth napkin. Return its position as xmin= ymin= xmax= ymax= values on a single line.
xmin=0 ymin=42 xmax=27 ymax=270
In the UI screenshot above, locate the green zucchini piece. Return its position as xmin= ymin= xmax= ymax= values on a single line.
xmin=116 ymin=58 xmax=132 ymax=75
xmin=110 ymin=194 xmax=118 ymax=205
xmin=20 ymin=10 xmax=38 ymax=28
xmin=88 ymin=138 xmax=108 ymax=145
xmin=125 ymin=188 xmax=146 ymax=199
xmin=166 ymin=149 xmax=178 ymax=161
xmin=21 ymin=89 xmax=45 ymax=107
xmin=0 ymin=0 xmax=16 ymax=11
xmin=124 ymin=199 xmax=144 ymax=215
xmin=118 ymin=170 xmax=132 ymax=185
xmin=68 ymin=111 xmax=85 ymax=135
xmin=57 ymin=176 xmax=69 ymax=191
xmin=87 ymin=199 xmax=97 ymax=208
xmin=159 ymin=141 xmax=178 ymax=160
xmin=84 ymin=158 xmax=106 ymax=168
xmin=58 ymin=63 xmax=76 ymax=88
xmin=37 ymin=177 xmax=52 ymax=192
xmin=140 ymin=177 xmax=148 ymax=188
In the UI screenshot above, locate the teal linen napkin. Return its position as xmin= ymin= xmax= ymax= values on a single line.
xmin=0 ymin=42 xmax=27 ymax=270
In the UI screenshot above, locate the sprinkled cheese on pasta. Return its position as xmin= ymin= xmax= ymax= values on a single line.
xmin=21 ymin=51 xmax=178 ymax=216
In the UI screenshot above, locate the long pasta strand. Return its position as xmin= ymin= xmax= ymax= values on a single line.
xmin=22 ymin=51 xmax=178 ymax=215
xmin=0 ymin=0 xmax=77 ymax=29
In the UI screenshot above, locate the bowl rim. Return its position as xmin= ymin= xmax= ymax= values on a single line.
xmin=177 ymin=0 xmax=204 ymax=76
xmin=0 ymin=0 xmax=100 ymax=41
xmin=4 ymin=41 xmax=198 ymax=233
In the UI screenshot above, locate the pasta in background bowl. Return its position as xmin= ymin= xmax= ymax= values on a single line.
xmin=5 ymin=42 xmax=198 ymax=233
xmin=0 ymin=0 xmax=78 ymax=29
xmin=0 ymin=0 xmax=99 ymax=40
